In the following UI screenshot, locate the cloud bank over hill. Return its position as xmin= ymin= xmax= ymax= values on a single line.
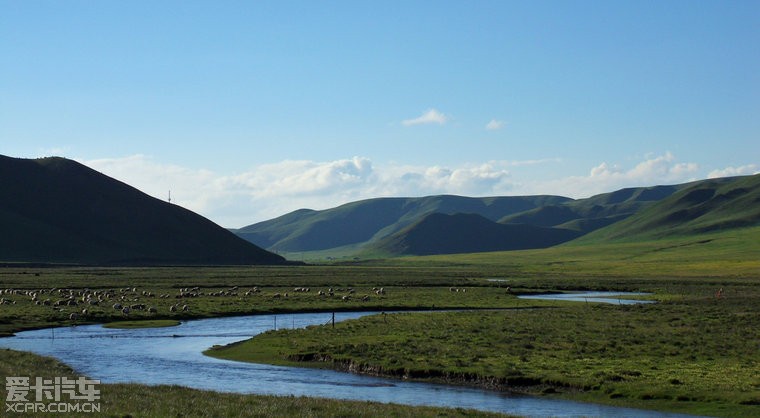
xmin=82 ymin=153 xmax=753 ymax=228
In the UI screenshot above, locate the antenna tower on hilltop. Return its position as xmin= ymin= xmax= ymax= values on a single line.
xmin=168 ymin=190 xmax=172 ymax=204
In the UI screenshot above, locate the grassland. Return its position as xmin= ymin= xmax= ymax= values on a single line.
xmin=1 ymin=228 xmax=759 ymax=416
xmin=209 ymin=297 xmax=760 ymax=417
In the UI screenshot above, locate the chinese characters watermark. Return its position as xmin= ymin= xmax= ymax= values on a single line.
xmin=5 ymin=376 xmax=101 ymax=413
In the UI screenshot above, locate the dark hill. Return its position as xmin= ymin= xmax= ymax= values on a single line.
xmin=372 ymin=213 xmax=583 ymax=256
xmin=234 ymin=195 xmax=570 ymax=252
xmin=0 ymin=155 xmax=285 ymax=265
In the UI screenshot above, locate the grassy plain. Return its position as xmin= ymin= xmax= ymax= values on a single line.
xmin=1 ymin=227 xmax=758 ymax=416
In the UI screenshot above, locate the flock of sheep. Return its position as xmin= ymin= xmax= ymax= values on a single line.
xmin=0 ymin=284 xmax=396 ymax=321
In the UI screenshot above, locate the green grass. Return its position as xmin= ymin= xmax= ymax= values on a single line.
xmin=385 ymin=225 xmax=760 ymax=279
xmin=102 ymin=319 xmax=181 ymax=329
xmin=1 ymin=230 xmax=759 ymax=416
xmin=0 ymin=349 xmax=505 ymax=418
xmin=208 ymin=293 xmax=760 ymax=418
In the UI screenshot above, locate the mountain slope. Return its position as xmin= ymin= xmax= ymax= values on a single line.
xmin=371 ymin=213 xmax=583 ymax=256
xmin=498 ymin=184 xmax=685 ymax=233
xmin=235 ymin=195 xmax=571 ymax=252
xmin=0 ymin=155 xmax=285 ymax=265
xmin=576 ymin=174 xmax=760 ymax=243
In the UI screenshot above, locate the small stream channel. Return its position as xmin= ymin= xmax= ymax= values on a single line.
xmin=0 ymin=296 xmax=700 ymax=417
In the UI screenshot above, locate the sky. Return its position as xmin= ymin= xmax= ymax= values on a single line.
xmin=1 ymin=1 xmax=758 ymax=228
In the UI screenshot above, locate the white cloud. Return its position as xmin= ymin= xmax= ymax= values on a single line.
xmin=707 ymin=164 xmax=759 ymax=179
xmin=518 ymin=152 xmax=700 ymax=198
xmin=82 ymin=155 xmax=518 ymax=228
xmin=82 ymin=152 xmax=706 ymax=228
xmin=485 ymin=119 xmax=504 ymax=130
xmin=402 ymin=109 xmax=448 ymax=126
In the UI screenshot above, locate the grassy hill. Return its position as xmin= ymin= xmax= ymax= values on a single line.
xmin=370 ymin=212 xmax=582 ymax=256
xmin=576 ymin=174 xmax=760 ymax=243
xmin=234 ymin=195 xmax=570 ymax=253
xmin=498 ymin=184 xmax=685 ymax=233
xmin=234 ymin=175 xmax=758 ymax=259
xmin=0 ymin=155 xmax=285 ymax=265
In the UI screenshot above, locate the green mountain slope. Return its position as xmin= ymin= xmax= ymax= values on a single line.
xmin=370 ymin=212 xmax=582 ymax=256
xmin=234 ymin=195 xmax=571 ymax=252
xmin=0 ymin=155 xmax=285 ymax=265
xmin=576 ymin=174 xmax=760 ymax=243
xmin=499 ymin=184 xmax=685 ymax=233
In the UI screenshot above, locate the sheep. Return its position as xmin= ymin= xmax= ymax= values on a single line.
xmin=148 ymin=306 xmax=158 ymax=313
xmin=182 ymin=304 xmax=188 ymax=312
xmin=169 ymin=305 xmax=177 ymax=312
xmin=69 ymin=313 xmax=79 ymax=320
xmin=361 ymin=295 xmax=370 ymax=302
xmin=121 ymin=307 xmax=130 ymax=315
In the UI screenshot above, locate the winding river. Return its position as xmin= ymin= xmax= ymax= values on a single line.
xmin=0 ymin=304 xmax=699 ymax=417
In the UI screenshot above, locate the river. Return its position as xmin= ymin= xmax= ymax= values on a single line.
xmin=0 ymin=307 xmax=699 ymax=417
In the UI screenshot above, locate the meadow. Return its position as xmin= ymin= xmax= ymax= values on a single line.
xmin=1 ymin=228 xmax=759 ymax=417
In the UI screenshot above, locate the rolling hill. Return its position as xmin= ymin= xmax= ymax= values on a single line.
xmin=371 ymin=213 xmax=583 ymax=256
xmin=235 ymin=174 xmax=759 ymax=258
xmin=576 ymin=174 xmax=760 ymax=243
xmin=498 ymin=184 xmax=687 ymax=233
xmin=233 ymin=195 xmax=572 ymax=253
xmin=0 ymin=155 xmax=286 ymax=265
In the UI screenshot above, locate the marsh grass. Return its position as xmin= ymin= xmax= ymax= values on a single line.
xmin=1 ymin=230 xmax=759 ymax=417
xmin=210 ymin=291 xmax=760 ymax=418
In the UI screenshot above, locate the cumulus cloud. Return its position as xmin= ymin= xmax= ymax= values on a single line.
xmin=82 ymin=155 xmax=518 ymax=227
xmin=518 ymin=152 xmax=700 ymax=198
xmin=707 ymin=164 xmax=759 ymax=179
xmin=82 ymin=152 xmax=705 ymax=228
xmin=402 ymin=109 xmax=448 ymax=126
xmin=485 ymin=119 xmax=505 ymax=130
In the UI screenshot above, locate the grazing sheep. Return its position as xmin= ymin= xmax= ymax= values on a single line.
xmin=81 ymin=308 xmax=88 ymax=316
xmin=169 ymin=305 xmax=177 ymax=312
xmin=361 ymin=295 xmax=370 ymax=302
xmin=113 ymin=303 xmax=123 ymax=310
xmin=121 ymin=307 xmax=130 ymax=315
xmin=148 ymin=306 xmax=157 ymax=313
xmin=341 ymin=295 xmax=350 ymax=301
xmin=69 ymin=313 xmax=79 ymax=320
xmin=182 ymin=304 xmax=188 ymax=312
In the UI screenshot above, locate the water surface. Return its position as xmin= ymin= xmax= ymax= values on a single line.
xmin=0 ymin=311 xmax=695 ymax=417
xmin=518 ymin=291 xmax=655 ymax=305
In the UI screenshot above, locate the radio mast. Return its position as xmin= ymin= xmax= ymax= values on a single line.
xmin=168 ymin=190 xmax=172 ymax=204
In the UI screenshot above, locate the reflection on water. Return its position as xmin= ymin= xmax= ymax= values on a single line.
xmin=518 ymin=291 xmax=656 ymax=305
xmin=0 ymin=311 xmax=696 ymax=418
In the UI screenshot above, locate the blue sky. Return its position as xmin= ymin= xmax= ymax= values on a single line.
xmin=2 ymin=1 xmax=758 ymax=227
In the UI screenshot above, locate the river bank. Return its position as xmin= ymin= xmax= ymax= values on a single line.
xmin=206 ymin=305 xmax=759 ymax=418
